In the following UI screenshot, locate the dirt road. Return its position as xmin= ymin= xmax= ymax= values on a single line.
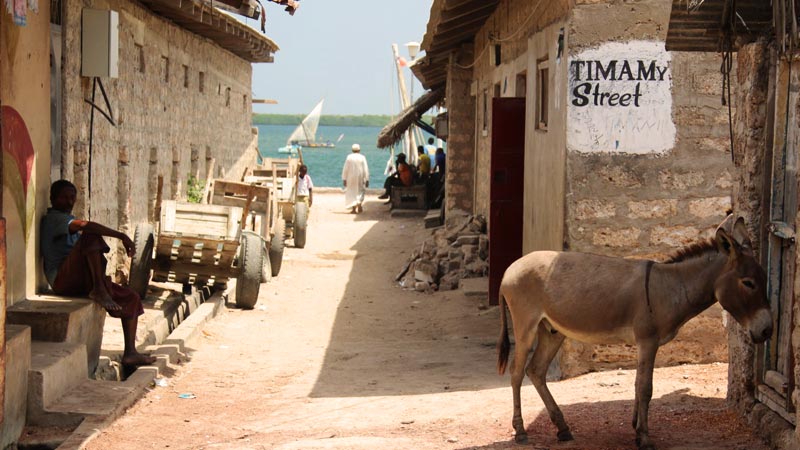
xmin=87 ymin=192 xmax=766 ymax=450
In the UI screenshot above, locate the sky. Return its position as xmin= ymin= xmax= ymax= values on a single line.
xmin=243 ymin=0 xmax=432 ymax=116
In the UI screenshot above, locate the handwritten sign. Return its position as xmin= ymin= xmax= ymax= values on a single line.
xmin=567 ymin=41 xmax=675 ymax=154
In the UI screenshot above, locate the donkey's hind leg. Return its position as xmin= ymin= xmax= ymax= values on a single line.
xmin=527 ymin=322 xmax=572 ymax=441
xmin=510 ymin=318 xmax=538 ymax=444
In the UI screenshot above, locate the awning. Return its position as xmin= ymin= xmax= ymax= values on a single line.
xmin=414 ymin=0 xmax=500 ymax=90
xmin=665 ymin=0 xmax=771 ymax=52
xmin=139 ymin=0 xmax=279 ymax=63
xmin=377 ymin=88 xmax=445 ymax=149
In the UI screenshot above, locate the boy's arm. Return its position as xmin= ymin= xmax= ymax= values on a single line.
xmin=69 ymin=219 xmax=135 ymax=256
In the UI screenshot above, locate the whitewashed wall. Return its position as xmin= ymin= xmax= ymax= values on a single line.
xmin=567 ymin=41 xmax=676 ymax=154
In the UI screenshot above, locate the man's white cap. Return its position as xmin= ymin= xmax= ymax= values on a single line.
xmin=351 ymin=143 xmax=361 ymax=151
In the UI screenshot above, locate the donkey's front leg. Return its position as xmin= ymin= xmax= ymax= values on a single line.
xmin=633 ymin=339 xmax=658 ymax=450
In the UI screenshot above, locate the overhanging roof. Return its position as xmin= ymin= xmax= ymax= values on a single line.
xmin=414 ymin=0 xmax=500 ymax=90
xmin=139 ymin=0 xmax=279 ymax=63
xmin=377 ymin=88 xmax=445 ymax=149
xmin=665 ymin=0 xmax=772 ymax=52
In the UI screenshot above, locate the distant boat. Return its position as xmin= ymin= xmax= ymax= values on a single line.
xmin=283 ymin=99 xmax=335 ymax=149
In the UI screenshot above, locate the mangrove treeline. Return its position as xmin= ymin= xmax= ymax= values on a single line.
xmin=252 ymin=114 xmax=433 ymax=127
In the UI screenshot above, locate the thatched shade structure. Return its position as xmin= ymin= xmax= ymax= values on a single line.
xmin=376 ymin=88 xmax=445 ymax=149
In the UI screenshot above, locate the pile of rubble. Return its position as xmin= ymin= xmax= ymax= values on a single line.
xmin=396 ymin=211 xmax=489 ymax=292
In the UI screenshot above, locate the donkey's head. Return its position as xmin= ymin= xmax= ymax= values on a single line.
xmin=713 ymin=217 xmax=773 ymax=344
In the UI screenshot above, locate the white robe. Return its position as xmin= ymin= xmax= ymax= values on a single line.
xmin=342 ymin=152 xmax=370 ymax=208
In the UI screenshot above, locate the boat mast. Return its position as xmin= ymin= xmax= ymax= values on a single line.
xmin=392 ymin=43 xmax=418 ymax=165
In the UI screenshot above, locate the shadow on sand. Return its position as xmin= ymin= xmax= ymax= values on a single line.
xmin=309 ymin=199 xmax=506 ymax=398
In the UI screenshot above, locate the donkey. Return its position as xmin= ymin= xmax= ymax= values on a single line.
xmin=497 ymin=217 xmax=772 ymax=450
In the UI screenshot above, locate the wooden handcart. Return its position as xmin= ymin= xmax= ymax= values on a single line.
xmin=244 ymin=157 xmax=309 ymax=249
xmin=129 ymin=199 xmax=264 ymax=309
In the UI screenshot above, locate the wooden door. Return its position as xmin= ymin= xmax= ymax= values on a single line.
xmin=488 ymin=98 xmax=525 ymax=305
xmin=758 ymin=58 xmax=799 ymax=424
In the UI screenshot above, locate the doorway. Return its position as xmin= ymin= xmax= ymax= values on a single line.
xmin=488 ymin=98 xmax=525 ymax=305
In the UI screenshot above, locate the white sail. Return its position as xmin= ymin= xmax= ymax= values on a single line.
xmin=286 ymin=99 xmax=324 ymax=145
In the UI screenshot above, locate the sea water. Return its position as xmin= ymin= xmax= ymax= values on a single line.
xmin=255 ymin=124 xmax=434 ymax=188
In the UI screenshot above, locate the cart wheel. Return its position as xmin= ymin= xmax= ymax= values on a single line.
xmin=261 ymin=241 xmax=272 ymax=284
xmin=269 ymin=218 xmax=285 ymax=277
xmin=293 ymin=202 xmax=309 ymax=249
xmin=129 ymin=223 xmax=154 ymax=299
xmin=236 ymin=231 xmax=263 ymax=309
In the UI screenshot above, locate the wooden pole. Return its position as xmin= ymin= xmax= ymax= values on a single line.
xmin=201 ymin=158 xmax=216 ymax=204
xmin=392 ymin=44 xmax=418 ymax=165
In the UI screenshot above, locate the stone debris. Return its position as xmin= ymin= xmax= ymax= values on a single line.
xmin=397 ymin=210 xmax=489 ymax=293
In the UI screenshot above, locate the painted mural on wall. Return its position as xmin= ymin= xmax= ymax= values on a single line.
xmin=1 ymin=106 xmax=35 ymax=241
xmin=4 ymin=0 xmax=39 ymax=26
xmin=567 ymin=41 xmax=676 ymax=154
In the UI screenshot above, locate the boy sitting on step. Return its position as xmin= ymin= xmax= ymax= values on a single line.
xmin=40 ymin=180 xmax=156 ymax=368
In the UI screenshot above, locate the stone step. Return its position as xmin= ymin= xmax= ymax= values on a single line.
xmin=424 ymin=209 xmax=443 ymax=228
xmin=7 ymin=296 xmax=106 ymax=374
xmin=1 ymin=325 xmax=32 ymax=449
xmin=46 ymin=378 xmax=137 ymax=417
xmin=460 ymin=277 xmax=489 ymax=299
xmin=27 ymin=341 xmax=88 ymax=427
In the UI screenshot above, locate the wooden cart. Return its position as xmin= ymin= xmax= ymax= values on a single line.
xmin=129 ymin=199 xmax=263 ymax=309
xmin=243 ymin=157 xmax=309 ymax=249
xmin=207 ymin=179 xmax=285 ymax=279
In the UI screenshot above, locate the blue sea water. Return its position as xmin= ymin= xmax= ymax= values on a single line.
xmin=255 ymin=124 xmax=395 ymax=188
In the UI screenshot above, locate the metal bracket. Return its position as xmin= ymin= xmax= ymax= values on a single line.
xmin=769 ymin=221 xmax=796 ymax=244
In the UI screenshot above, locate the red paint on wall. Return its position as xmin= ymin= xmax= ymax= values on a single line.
xmin=1 ymin=105 xmax=34 ymax=195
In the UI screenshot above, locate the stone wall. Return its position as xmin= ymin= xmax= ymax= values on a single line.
xmin=727 ymin=40 xmax=800 ymax=449
xmin=445 ymin=49 xmax=476 ymax=214
xmin=60 ymin=0 xmax=258 ymax=279
xmin=459 ymin=0 xmax=735 ymax=378
xmin=558 ymin=0 xmax=734 ymax=377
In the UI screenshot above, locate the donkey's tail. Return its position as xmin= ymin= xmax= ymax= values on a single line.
xmin=497 ymin=290 xmax=511 ymax=375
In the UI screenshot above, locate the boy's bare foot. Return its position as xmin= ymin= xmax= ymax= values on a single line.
xmin=121 ymin=351 xmax=157 ymax=367
xmin=89 ymin=290 xmax=123 ymax=312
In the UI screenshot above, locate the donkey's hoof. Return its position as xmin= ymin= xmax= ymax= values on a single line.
xmin=636 ymin=436 xmax=655 ymax=450
xmin=557 ymin=430 xmax=574 ymax=441
xmin=514 ymin=432 xmax=529 ymax=444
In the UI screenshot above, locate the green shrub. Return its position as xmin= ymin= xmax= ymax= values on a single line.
xmin=187 ymin=175 xmax=205 ymax=203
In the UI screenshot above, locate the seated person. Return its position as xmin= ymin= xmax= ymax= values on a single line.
xmin=378 ymin=153 xmax=414 ymax=200
xmin=41 ymin=180 xmax=156 ymax=367
xmin=416 ymin=146 xmax=431 ymax=182
xmin=434 ymin=147 xmax=446 ymax=175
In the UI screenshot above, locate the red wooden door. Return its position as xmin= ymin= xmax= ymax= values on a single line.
xmin=489 ymin=98 xmax=525 ymax=305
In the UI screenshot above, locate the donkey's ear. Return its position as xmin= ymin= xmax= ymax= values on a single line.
xmin=715 ymin=227 xmax=738 ymax=256
xmin=731 ymin=217 xmax=754 ymax=256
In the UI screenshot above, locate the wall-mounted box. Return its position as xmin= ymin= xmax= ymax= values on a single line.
xmin=81 ymin=9 xmax=119 ymax=78
xmin=435 ymin=112 xmax=448 ymax=140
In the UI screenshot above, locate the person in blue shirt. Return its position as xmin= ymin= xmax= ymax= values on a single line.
xmin=40 ymin=180 xmax=156 ymax=367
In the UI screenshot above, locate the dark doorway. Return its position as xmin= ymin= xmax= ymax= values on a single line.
xmin=488 ymin=97 xmax=525 ymax=305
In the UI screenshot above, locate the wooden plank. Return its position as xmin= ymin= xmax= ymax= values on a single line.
xmin=757 ymin=384 xmax=797 ymax=425
xmin=162 ymin=200 xmax=177 ymax=233
xmin=227 ymin=208 xmax=241 ymax=239
xmin=152 ymin=257 xmax=236 ymax=278
xmin=173 ymin=202 xmax=237 ymax=216
xmin=174 ymin=220 xmax=228 ymax=237
xmin=211 ymin=194 xmax=269 ymax=214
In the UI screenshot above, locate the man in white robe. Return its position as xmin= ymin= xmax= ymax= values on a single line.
xmin=342 ymin=143 xmax=370 ymax=214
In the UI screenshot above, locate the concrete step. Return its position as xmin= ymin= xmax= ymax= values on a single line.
xmin=1 ymin=325 xmax=32 ymax=449
xmin=460 ymin=276 xmax=489 ymax=300
xmin=27 ymin=341 xmax=88 ymax=427
xmin=47 ymin=379 xmax=137 ymax=417
xmin=7 ymin=296 xmax=106 ymax=374
xmin=424 ymin=209 xmax=443 ymax=228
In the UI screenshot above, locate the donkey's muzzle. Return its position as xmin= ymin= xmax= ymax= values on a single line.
xmin=749 ymin=309 xmax=773 ymax=344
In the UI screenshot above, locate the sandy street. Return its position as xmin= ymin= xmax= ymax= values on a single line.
xmin=86 ymin=192 xmax=766 ymax=450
